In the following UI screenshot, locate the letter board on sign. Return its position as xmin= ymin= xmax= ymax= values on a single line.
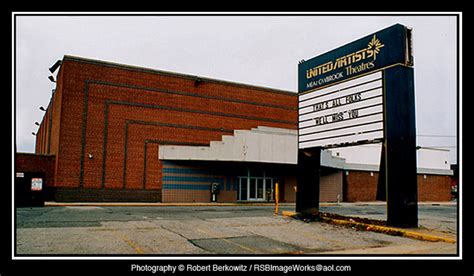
xmin=298 ymin=71 xmax=384 ymax=149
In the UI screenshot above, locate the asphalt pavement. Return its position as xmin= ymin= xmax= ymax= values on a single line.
xmin=321 ymin=203 xmax=457 ymax=238
xmin=15 ymin=204 xmax=458 ymax=255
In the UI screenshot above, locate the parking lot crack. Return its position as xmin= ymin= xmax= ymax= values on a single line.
xmin=160 ymin=225 xmax=214 ymax=254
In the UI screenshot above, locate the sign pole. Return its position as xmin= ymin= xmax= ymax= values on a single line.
xmin=376 ymin=144 xmax=386 ymax=201
xmin=383 ymin=65 xmax=418 ymax=228
xmin=296 ymin=148 xmax=321 ymax=217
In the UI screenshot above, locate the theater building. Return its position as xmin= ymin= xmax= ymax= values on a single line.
xmin=15 ymin=55 xmax=453 ymax=203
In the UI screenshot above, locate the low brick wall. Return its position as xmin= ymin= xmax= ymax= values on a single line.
xmin=344 ymin=171 xmax=379 ymax=202
xmin=344 ymin=170 xmax=452 ymax=202
xmin=417 ymin=174 xmax=452 ymax=201
xmin=49 ymin=188 xmax=162 ymax=202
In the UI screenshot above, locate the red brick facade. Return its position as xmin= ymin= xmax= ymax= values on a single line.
xmin=33 ymin=56 xmax=297 ymax=201
xmin=343 ymin=170 xmax=451 ymax=202
xmin=417 ymin=174 xmax=452 ymax=201
xmin=344 ymin=171 xmax=379 ymax=202
xmin=320 ymin=172 xmax=343 ymax=202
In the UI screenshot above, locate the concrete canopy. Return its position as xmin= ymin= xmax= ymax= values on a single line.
xmin=158 ymin=126 xmax=298 ymax=164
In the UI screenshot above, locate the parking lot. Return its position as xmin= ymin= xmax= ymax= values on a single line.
xmin=15 ymin=204 xmax=457 ymax=255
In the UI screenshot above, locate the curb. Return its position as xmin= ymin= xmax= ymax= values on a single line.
xmin=281 ymin=211 xmax=456 ymax=244
xmin=44 ymin=201 xmax=455 ymax=207
xmin=335 ymin=201 xmax=457 ymax=207
xmin=44 ymin=202 xmax=297 ymax=207
xmin=321 ymin=217 xmax=456 ymax=244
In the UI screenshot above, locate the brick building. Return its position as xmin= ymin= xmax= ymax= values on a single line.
xmin=17 ymin=55 xmax=453 ymax=203
xmin=29 ymin=55 xmax=300 ymax=202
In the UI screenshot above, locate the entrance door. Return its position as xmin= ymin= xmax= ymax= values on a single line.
xmin=238 ymin=172 xmax=276 ymax=202
xmin=239 ymin=177 xmax=248 ymax=201
xmin=256 ymin=178 xmax=264 ymax=200
xmin=248 ymin=177 xmax=264 ymax=201
xmin=264 ymin=178 xmax=274 ymax=201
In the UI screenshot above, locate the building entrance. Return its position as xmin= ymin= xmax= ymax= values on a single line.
xmin=238 ymin=170 xmax=275 ymax=202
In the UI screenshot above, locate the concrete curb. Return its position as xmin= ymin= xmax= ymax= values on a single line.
xmin=336 ymin=201 xmax=457 ymax=206
xmin=44 ymin=202 xmax=298 ymax=207
xmin=44 ymin=201 xmax=455 ymax=207
xmin=45 ymin=201 xmax=457 ymax=207
xmin=281 ymin=211 xmax=456 ymax=244
xmin=321 ymin=217 xmax=457 ymax=244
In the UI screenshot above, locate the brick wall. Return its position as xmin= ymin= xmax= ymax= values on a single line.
xmin=50 ymin=189 xmax=161 ymax=202
xmin=15 ymin=153 xmax=56 ymax=187
xmin=320 ymin=172 xmax=343 ymax=202
xmin=344 ymin=170 xmax=451 ymax=202
xmin=344 ymin=171 xmax=380 ymax=202
xmin=37 ymin=56 xmax=297 ymax=201
xmin=417 ymin=174 xmax=452 ymax=201
xmin=34 ymin=66 xmax=64 ymax=187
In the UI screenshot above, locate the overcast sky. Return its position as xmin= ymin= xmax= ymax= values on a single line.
xmin=14 ymin=14 xmax=459 ymax=164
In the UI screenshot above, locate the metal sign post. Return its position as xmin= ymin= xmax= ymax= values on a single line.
xmin=383 ymin=65 xmax=418 ymax=227
xmin=295 ymin=148 xmax=321 ymax=216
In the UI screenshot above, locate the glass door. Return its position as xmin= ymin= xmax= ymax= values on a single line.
xmin=249 ymin=178 xmax=256 ymax=200
xmin=238 ymin=170 xmax=276 ymax=202
xmin=256 ymin=178 xmax=264 ymax=200
xmin=264 ymin=178 xmax=274 ymax=201
xmin=247 ymin=177 xmax=265 ymax=201
xmin=239 ymin=177 xmax=247 ymax=201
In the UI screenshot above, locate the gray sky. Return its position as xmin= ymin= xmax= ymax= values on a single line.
xmin=14 ymin=14 xmax=459 ymax=164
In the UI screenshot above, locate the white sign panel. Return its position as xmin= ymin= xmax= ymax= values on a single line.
xmin=31 ymin=178 xmax=43 ymax=191
xmin=298 ymin=71 xmax=384 ymax=149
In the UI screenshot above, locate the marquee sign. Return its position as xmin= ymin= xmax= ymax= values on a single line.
xmin=296 ymin=23 xmax=418 ymax=228
xmin=298 ymin=23 xmax=412 ymax=93
xmin=298 ymin=24 xmax=413 ymax=149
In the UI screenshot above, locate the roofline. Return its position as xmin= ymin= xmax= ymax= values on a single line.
xmin=417 ymin=146 xmax=451 ymax=152
xmin=339 ymin=163 xmax=453 ymax=176
xmin=321 ymin=150 xmax=453 ymax=176
xmin=15 ymin=152 xmax=55 ymax=157
xmin=62 ymin=55 xmax=296 ymax=96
